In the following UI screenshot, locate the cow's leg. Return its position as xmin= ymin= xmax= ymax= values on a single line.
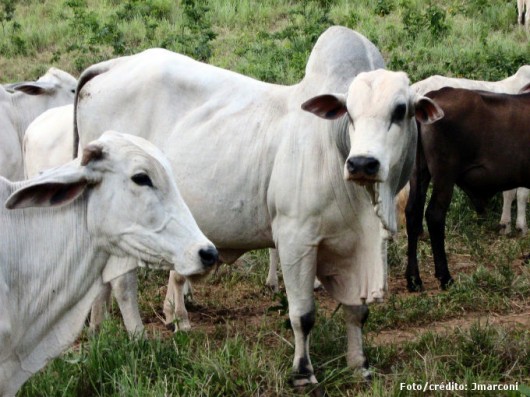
xmin=405 ymin=157 xmax=431 ymax=292
xmin=90 ymin=283 xmax=111 ymax=332
xmin=343 ymin=305 xmax=370 ymax=379
xmin=515 ymin=188 xmax=529 ymax=235
xmin=267 ymin=248 xmax=322 ymax=292
xmin=111 ymin=269 xmax=144 ymax=336
xmin=518 ymin=0 xmax=525 ymax=24
xmin=425 ymin=182 xmax=455 ymax=290
xmin=163 ymin=271 xmax=191 ymax=331
xmin=499 ymin=189 xmax=515 ymax=235
xmin=276 ymin=241 xmax=318 ymax=386
xmin=266 ymin=248 xmax=280 ymax=292
xmin=524 ymin=0 xmax=530 ymax=30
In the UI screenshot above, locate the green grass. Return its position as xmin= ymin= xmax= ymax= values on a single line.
xmin=3 ymin=0 xmax=530 ymax=395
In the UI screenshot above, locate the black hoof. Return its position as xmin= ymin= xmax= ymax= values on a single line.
xmin=406 ymin=278 xmax=424 ymax=292
xmin=291 ymin=373 xmax=318 ymax=390
xmin=440 ymin=276 xmax=454 ymax=290
xmin=165 ymin=323 xmax=176 ymax=332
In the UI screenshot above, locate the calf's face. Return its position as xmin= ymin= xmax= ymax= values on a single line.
xmin=6 ymin=131 xmax=217 ymax=277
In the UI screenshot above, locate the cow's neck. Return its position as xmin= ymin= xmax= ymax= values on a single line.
xmin=2 ymin=192 xmax=110 ymax=374
xmin=10 ymin=93 xmax=51 ymax=143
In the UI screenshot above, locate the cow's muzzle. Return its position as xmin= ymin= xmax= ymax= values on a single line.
xmin=198 ymin=245 xmax=219 ymax=268
xmin=346 ymin=156 xmax=380 ymax=184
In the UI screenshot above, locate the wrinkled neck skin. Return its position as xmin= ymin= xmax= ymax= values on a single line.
xmin=0 ymin=187 xmax=112 ymax=395
xmin=9 ymin=92 xmax=57 ymax=143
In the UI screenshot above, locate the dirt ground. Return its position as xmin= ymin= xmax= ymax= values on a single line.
xmin=140 ymin=253 xmax=530 ymax=347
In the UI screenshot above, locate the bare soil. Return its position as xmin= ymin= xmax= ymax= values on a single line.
xmin=140 ymin=252 xmax=529 ymax=348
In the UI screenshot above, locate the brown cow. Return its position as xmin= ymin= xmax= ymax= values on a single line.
xmin=405 ymin=86 xmax=530 ymax=291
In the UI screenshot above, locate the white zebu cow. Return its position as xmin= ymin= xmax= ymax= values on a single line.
xmin=518 ymin=0 xmax=529 ymax=28
xmin=0 ymin=68 xmax=77 ymax=180
xmin=411 ymin=65 xmax=530 ymax=237
xmin=0 ymin=131 xmax=217 ymax=396
xmin=75 ymin=26 xmax=442 ymax=384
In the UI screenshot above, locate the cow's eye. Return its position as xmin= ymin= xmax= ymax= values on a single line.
xmin=391 ymin=103 xmax=407 ymax=124
xmin=131 ymin=173 xmax=153 ymax=187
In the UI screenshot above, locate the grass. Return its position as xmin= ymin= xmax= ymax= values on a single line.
xmin=2 ymin=0 xmax=530 ymax=395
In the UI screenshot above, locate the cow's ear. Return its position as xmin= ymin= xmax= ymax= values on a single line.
xmin=301 ymin=94 xmax=347 ymax=119
xmin=519 ymin=82 xmax=530 ymax=94
xmin=414 ymin=96 xmax=444 ymax=125
xmin=5 ymin=171 xmax=88 ymax=210
xmin=81 ymin=143 xmax=105 ymax=166
xmin=7 ymin=81 xmax=55 ymax=96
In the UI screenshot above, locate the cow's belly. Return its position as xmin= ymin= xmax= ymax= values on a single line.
xmin=165 ymin=126 xmax=275 ymax=250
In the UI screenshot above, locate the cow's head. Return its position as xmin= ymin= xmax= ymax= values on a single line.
xmin=302 ymin=69 xmax=443 ymax=233
xmin=6 ymin=131 xmax=218 ymax=277
xmin=4 ymin=68 xmax=78 ymax=122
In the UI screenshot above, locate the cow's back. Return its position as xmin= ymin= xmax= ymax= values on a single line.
xmin=422 ymin=88 xmax=530 ymax=192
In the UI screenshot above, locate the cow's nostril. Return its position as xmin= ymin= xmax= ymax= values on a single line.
xmin=347 ymin=156 xmax=380 ymax=176
xmin=364 ymin=158 xmax=380 ymax=175
xmin=199 ymin=246 xmax=218 ymax=267
xmin=346 ymin=158 xmax=357 ymax=174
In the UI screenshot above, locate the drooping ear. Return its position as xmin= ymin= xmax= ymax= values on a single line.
xmin=518 ymin=82 xmax=530 ymax=94
xmin=301 ymin=94 xmax=347 ymax=119
xmin=7 ymin=81 xmax=56 ymax=96
xmin=414 ymin=96 xmax=444 ymax=125
xmin=5 ymin=178 xmax=88 ymax=209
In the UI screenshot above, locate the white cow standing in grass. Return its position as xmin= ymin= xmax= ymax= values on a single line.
xmin=74 ymin=26 xmax=442 ymax=385
xmin=0 ymin=68 xmax=76 ymax=180
xmin=411 ymin=65 xmax=530 ymax=237
xmin=0 ymin=131 xmax=217 ymax=396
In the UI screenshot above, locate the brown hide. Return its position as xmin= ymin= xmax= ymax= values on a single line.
xmin=406 ymin=87 xmax=530 ymax=291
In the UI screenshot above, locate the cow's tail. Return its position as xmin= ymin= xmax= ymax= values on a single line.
xmin=73 ymin=58 xmax=123 ymax=159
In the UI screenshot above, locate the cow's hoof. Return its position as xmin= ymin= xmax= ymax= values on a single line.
xmin=515 ymin=227 xmax=528 ymax=236
xmin=361 ymin=366 xmax=372 ymax=382
xmin=406 ymin=279 xmax=424 ymax=293
xmin=291 ymin=373 xmax=318 ymax=389
xmin=498 ymin=223 xmax=510 ymax=235
xmin=440 ymin=277 xmax=454 ymax=290
xmin=165 ymin=323 xmax=176 ymax=332
xmin=175 ymin=320 xmax=191 ymax=332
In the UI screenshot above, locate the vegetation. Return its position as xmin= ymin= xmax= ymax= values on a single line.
xmin=1 ymin=0 xmax=529 ymax=396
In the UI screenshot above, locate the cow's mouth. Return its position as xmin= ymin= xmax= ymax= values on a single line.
xmin=348 ymin=174 xmax=378 ymax=186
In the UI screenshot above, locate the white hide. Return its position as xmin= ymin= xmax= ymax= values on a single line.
xmin=500 ymin=187 xmax=529 ymax=235
xmin=0 ymin=131 xmax=215 ymax=396
xmin=0 ymin=68 xmax=77 ymax=180
xmin=23 ymin=104 xmax=75 ymax=178
xmin=411 ymin=65 xmax=530 ymax=96
xmin=411 ymin=66 xmax=530 ymax=237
